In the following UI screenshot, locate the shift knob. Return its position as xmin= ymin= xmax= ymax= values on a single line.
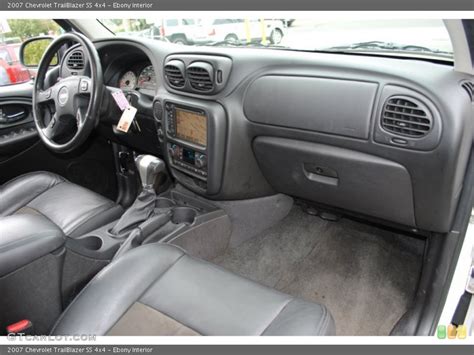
xmin=135 ymin=155 xmax=166 ymax=189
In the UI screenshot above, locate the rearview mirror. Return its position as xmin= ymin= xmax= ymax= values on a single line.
xmin=20 ymin=37 xmax=58 ymax=67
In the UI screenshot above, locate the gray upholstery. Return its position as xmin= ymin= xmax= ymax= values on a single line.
xmin=0 ymin=214 xmax=65 ymax=276
xmin=52 ymin=243 xmax=335 ymax=336
xmin=0 ymin=171 xmax=123 ymax=238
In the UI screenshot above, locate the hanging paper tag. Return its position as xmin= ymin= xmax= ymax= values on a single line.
xmin=111 ymin=90 xmax=130 ymax=111
xmin=117 ymin=106 xmax=137 ymax=133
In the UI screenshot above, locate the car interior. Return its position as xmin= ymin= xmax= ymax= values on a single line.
xmin=0 ymin=19 xmax=473 ymax=336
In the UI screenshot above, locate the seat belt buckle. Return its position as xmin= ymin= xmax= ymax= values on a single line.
xmin=6 ymin=319 xmax=33 ymax=335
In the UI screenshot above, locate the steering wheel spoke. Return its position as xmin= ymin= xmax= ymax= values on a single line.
xmin=36 ymin=88 xmax=54 ymax=104
xmin=42 ymin=114 xmax=59 ymax=140
xmin=75 ymin=105 xmax=88 ymax=128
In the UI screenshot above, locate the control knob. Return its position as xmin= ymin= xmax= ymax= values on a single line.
xmin=195 ymin=154 xmax=207 ymax=169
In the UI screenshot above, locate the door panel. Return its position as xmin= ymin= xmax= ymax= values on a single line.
xmin=0 ymin=82 xmax=38 ymax=161
xmin=0 ymin=82 xmax=118 ymax=201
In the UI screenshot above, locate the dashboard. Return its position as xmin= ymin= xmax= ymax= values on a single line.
xmin=61 ymin=38 xmax=473 ymax=234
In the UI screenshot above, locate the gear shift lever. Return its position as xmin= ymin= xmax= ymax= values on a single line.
xmin=111 ymin=155 xmax=166 ymax=235
xmin=135 ymin=155 xmax=166 ymax=190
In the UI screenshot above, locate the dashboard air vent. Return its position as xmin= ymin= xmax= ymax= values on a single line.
xmin=164 ymin=60 xmax=186 ymax=88
xmin=187 ymin=62 xmax=214 ymax=92
xmin=381 ymin=97 xmax=432 ymax=138
xmin=66 ymin=50 xmax=84 ymax=70
xmin=461 ymin=81 xmax=474 ymax=101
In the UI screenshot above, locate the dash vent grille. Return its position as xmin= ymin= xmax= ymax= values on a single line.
xmin=461 ymin=81 xmax=474 ymax=101
xmin=66 ymin=50 xmax=84 ymax=70
xmin=381 ymin=97 xmax=432 ymax=138
xmin=187 ymin=66 xmax=214 ymax=92
xmin=164 ymin=63 xmax=185 ymax=88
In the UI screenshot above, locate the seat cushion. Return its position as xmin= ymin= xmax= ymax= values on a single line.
xmin=0 ymin=171 xmax=123 ymax=238
xmin=52 ymin=243 xmax=335 ymax=336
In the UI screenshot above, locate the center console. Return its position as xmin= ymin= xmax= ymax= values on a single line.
xmin=157 ymin=95 xmax=227 ymax=196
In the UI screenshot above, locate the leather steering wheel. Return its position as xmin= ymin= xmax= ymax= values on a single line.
xmin=33 ymin=33 xmax=103 ymax=153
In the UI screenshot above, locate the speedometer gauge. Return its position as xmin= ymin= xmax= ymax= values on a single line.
xmin=119 ymin=71 xmax=137 ymax=90
xmin=137 ymin=65 xmax=157 ymax=91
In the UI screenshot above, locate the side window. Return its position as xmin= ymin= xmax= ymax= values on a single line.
xmin=214 ymin=19 xmax=234 ymax=25
xmin=166 ymin=19 xmax=179 ymax=27
xmin=183 ymin=19 xmax=195 ymax=26
xmin=0 ymin=19 xmax=61 ymax=87
xmin=0 ymin=49 xmax=12 ymax=63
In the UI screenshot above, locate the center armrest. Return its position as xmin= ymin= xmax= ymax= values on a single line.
xmin=0 ymin=214 xmax=65 ymax=276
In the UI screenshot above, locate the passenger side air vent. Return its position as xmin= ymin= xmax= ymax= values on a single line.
xmin=461 ymin=81 xmax=474 ymax=101
xmin=164 ymin=60 xmax=186 ymax=88
xmin=187 ymin=62 xmax=214 ymax=92
xmin=66 ymin=50 xmax=84 ymax=70
xmin=381 ymin=97 xmax=432 ymax=137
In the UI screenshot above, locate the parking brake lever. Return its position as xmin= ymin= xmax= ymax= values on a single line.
xmin=113 ymin=211 xmax=172 ymax=260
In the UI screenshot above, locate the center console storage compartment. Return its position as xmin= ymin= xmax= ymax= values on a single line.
xmin=253 ymin=136 xmax=415 ymax=227
xmin=0 ymin=214 xmax=65 ymax=334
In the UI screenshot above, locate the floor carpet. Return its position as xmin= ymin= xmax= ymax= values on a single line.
xmin=214 ymin=205 xmax=425 ymax=335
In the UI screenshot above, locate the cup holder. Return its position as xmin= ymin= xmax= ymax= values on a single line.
xmin=171 ymin=207 xmax=197 ymax=225
xmin=155 ymin=198 xmax=176 ymax=209
xmin=77 ymin=235 xmax=103 ymax=251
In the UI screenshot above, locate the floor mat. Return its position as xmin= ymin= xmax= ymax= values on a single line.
xmin=214 ymin=206 xmax=425 ymax=335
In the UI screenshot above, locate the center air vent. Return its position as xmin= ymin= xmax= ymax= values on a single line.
xmin=461 ymin=81 xmax=474 ymax=101
xmin=66 ymin=50 xmax=84 ymax=70
xmin=381 ymin=97 xmax=432 ymax=138
xmin=164 ymin=60 xmax=185 ymax=88
xmin=187 ymin=62 xmax=214 ymax=92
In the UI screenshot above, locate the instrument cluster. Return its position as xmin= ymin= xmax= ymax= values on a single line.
xmin=118 ymin=64 xmax=157 ymax=93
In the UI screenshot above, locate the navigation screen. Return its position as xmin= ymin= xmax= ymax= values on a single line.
xmin=175 ymin=108 xmax=207 ymax=147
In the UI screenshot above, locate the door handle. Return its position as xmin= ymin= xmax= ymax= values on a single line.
xmin=0 ymin=110 xmax=27 ymax=123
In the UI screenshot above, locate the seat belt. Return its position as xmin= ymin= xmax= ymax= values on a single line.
xmin=449 ymin=265 xmax=474 ymax=337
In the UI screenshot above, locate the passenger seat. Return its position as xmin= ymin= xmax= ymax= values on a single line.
xmin=52 ymin=244 xmax=335 ymax=336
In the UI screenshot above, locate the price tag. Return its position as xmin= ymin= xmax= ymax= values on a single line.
xmin=117 ymin=106 xmax=137 ymax=133
xmin=111 ymin=90 xmax=130 ymax=111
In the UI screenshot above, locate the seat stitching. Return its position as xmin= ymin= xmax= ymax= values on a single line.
xmin=120 ymin=301 xmax=202 ymax=335
xmin=103 ymin=252 xmax=186 ymax=335
xmin=259 ymin=298 xmax=293 ymax=335
xmin=11 ymin=180 xmax=67 ymax=215
xmin=64 ymin=201 xmax=117 ymax=235
xmin=15 ymin=206 xmax=59 ymax=227
xmin=52 ymin=248 xmax=184 ymax=334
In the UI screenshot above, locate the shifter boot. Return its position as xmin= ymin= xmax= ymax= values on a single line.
xmin=110 ymin=188 xmax=156 ymax=235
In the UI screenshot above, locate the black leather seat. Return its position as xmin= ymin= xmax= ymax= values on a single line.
xmin=0 ymin=171 xmax=123 ymax=238
xmin=52 ymin=243 xmax=336 ymax=336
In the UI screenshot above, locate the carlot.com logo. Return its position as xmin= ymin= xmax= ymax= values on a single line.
xmin=437 ymin=324 xmax=468 ymax=339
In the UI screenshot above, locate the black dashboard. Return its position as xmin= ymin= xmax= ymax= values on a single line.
xmin=62 ymin=37 xmax=473 ymax=234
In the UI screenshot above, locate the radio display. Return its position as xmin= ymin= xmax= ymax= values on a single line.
xmin=175 ymin=108 xmax=207 ymax=147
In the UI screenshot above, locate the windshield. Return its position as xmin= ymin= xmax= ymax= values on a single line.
xmin=99 ymin=18 xmax=453 ymax=61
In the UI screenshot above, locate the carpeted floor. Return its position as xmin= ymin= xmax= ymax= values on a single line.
xmin=214 ymin=205 xmax=425 ymax=335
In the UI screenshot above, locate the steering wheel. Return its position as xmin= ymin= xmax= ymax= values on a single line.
xmin=33 ymin=32 xmax=104 ymax=153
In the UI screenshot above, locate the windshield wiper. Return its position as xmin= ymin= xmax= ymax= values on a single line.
xmin=205 ymin=39 xmax=288 ymax=49
xmin=324 ymin=41 xmax=452 ymax=57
